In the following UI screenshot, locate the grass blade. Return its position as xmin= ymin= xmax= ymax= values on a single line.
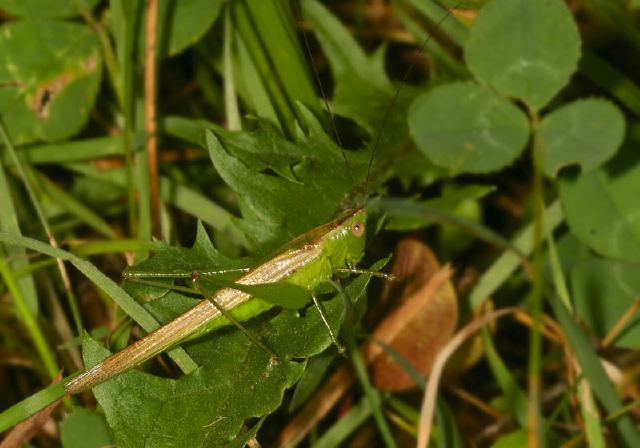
xmin=0 ymin=231 xmax=197 ymax=374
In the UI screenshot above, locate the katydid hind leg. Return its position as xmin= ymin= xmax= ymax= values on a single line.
xmin=311 ymin=294 xmax=346 ymax=356
xmin=191 ymin=275 xmax=279 ymax=363
xmin=328 ymin=279 xmax=355 ymax=347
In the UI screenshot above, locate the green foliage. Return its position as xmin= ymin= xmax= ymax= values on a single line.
xmin=1 ymin=0 xmax=639 ymax=446
xmin=60 ymin=408 xmax=114 ymax=448
xmin=206 ymin=114 xmax=370 ymax=249
xmin=560 ymin=144 xmax=640 ymax=262
xmin=465 ymin=0 xmax=581 ymax=110
xmin=539 ymin=99 xmax=625 ymax=177
xmin=158 ymin=0 xmax=224 ymax=57
xmin=409 ymin=82 xmax=530 ymax=173
xmin=409 ymin=0 xmax=624 ymax=179
xmin=0 ymin=20 xmax=101 ymax=144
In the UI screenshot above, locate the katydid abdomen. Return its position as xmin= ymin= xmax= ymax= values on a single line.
xmin=64 ymin=208 xmax=366 ymax=394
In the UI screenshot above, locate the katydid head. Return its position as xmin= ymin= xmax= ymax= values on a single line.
xmin=323 ymin=208 xmax=367 ymax=270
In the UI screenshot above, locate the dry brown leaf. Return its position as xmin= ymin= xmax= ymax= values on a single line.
xmin=368 ymin=238 xmax=458 ymax=390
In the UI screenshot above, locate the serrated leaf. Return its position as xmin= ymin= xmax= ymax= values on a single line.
xmin=539 ymin=98 xmax=625 ymax=177
xmin=560 ymin=144 xmax=640 ymax=262
xmin=465 ymin=0 xmax=581 ymax=110
xmin=84 ymin=335 xmax=304 ymax=448
xmin=125 ymin=221 xmax=253 ymax=278
xmin=123 ymin=221 xmax=261 ymax=314
xmin=83 ymin=267 xmax=378 ymax=447
xmin=214 ymin=120 xmax=311 ymax=182
xmin=409 ymin=82 xmax=530 ymax=174
xmin=571 ymin=256 xmax=640 ymax=348
xmin=0 ymin=20 xmax=101 ymax=144
xmin=205 ymin=109 xmax=370 ymax=249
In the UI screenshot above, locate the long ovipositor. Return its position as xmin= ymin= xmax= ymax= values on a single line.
xmin=64 ymin=208 xmax=367 ymax=394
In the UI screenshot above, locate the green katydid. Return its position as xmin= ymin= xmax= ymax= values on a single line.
xmin=0 ymin=0 xmax=460 ymax=441
xmin=64 ymin=208 xmax=368 ymax=394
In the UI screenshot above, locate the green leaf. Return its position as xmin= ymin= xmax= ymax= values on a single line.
xmin=465 ymin=0 xmax=581 ymax=110
xmin=571 ymin=256 xmax=640 ymax=348
xmin=82 ymin=334 xmax=302 ymax=448
xmin=434 ymin=400 xmax=465 ymax=448
xmin=389 ymin=148 xmax=448 ymax=189
xmin=158 ymin=0 xmax=223 ymax=56
xmin=539 ymin=98 xmax=626 ymax=177
xmin=302 ymin=0 xmax=414 ymax=169
xmin=0 ymin=20 xmax=101 ymax=144
xmin=467 ymin=200 xmax=565 ymax=310
xmin=560 ymin=144 xmax=640 ymax=262
xmin=205 ymin=111 xmax=369 ymax=250
xmin=61 ymin=408 xmax=114 ymax=448
xmin=376 ymin=195 xmax=519 ymax=258
xmin=125 ymin=221 xmax=252 ymax=278
xmin=408 ymin=82 xmax=530 ymax=174
xmin=84 ymin=267 xmax=378 ymax=447
xmin=0 ymin=0 xmax=100 ymax=19
xmin=36 ymin=169 xmax=117 ymax=239
xmin=288 ymin=351 xmax=334 ymax=411
xmin=552 ymin=232 xmax=594 ymax=276
xmin=382 ymin=185 xmax=493 ymax=231
xmin=491 ymin=430 xmax=527 ymax=448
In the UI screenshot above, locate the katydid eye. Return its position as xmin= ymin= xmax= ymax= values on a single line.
xmin=351 ymin=221 xmax=365 ymax=237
